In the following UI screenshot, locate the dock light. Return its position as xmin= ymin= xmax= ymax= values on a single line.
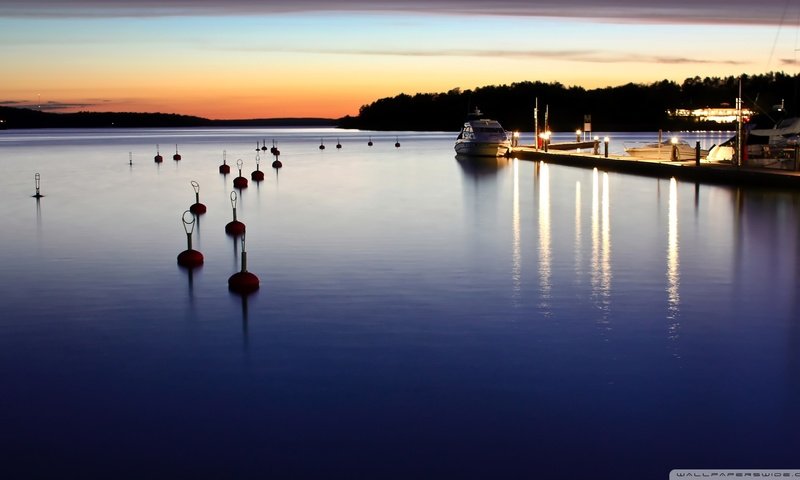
xmin=512 ymin=131 xmax=520 ymax=147
xmin=670 ymin=136 xmax=680 ymax=161
xmin=604 ymin=136 xmax=610 ymax=158
xmin=540 ymin=131 xmax=551 ymax=152
xmin=576 ymin=129 xmax=582 ymax=142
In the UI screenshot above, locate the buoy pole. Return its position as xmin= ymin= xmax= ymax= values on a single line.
xmin=240 ymin=236 xmax=248 ymax=272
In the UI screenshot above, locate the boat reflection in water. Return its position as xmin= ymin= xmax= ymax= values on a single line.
xmin=455 ymin=154 xmax=510 ymax=177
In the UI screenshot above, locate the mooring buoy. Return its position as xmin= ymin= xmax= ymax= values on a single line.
xmin=177 ymin=210 xmax=203 ymax=268
xmin=228 ymin=230 xmax=259 ymax=294
xmin=154 ymin=144 xmax=163 ymax=163
xmin=173 ymin=144 xmax=181 ymax=161
xmin=233 ymin=158 xmax=248 ymax=189
xmin=251 ymin=154 xmax=264 ymax=182
xmin=225 ymin=191 xmax=246 ymax=236
xmin=219 ymin=150 xmax=230 ymax=174
xmin=32 ymin=172 xmax=44 ymax=198
xmin=189 ymin=180 xmax=207 ymax=215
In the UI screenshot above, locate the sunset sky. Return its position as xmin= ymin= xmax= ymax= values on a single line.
xmin=1 ymin=0 xmax=798 ymax=119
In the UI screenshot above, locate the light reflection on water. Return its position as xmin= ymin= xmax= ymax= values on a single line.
xmin=0 ymin=128 xmax=799 ymax=479
xmin=667 ymin=177 xmax=681 ymax=346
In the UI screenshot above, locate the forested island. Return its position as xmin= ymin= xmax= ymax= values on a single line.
xmin=340 ymin=72 xmax=800 ymax=132
xmin=2 ymin=73 xmax=798 ymax=132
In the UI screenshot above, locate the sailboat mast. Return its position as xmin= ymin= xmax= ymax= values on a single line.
xmin=736 ymin=77 xmax=743 ymax=167
xmin=534 ymin=97 xmax=539 ymax=151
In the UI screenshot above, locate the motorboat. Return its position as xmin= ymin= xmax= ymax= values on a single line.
xmin=707 ymin=115 xmax=800 ymax=163
xmin=454 ymin=109 xmax=511 ymax=157
xmin=624 ymin=138 xmax=705 ymax=161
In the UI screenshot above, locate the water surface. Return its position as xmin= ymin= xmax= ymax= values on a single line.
xmin=0 ymin=128 xmax=798 ymax=479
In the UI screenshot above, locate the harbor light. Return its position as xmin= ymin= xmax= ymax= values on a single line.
xmin=576 ymin=129 xmax=582 ymax=142
xmin=512 ymin=131 xmax=520 ymax=147
xmin=671 ymin=136 xmax=678 ymax=144
xmin=540 ymin=131 xmax=551 ymax=152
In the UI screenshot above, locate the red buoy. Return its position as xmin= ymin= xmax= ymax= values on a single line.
xmin=177 ymin=249 xmax=204 ymax=267
xmin=229 ymin=271 xmax=259 ymax=294
xmin=395 ymin=137 xmax=401 ymax=148
xmin=270 ymin=140 xmax=279 ymax=156
xmin=233 ymin=159 xmax=248 ymax=189
xmin=261 ymin=139 xmax=268 ymax=152
xmin=272 ymin=158 xmax=282 ymax=169
xmin=336 ymin=138 xmax=342 ymax=149
xmin=234 ymin=176 xmax=248 ymax=189
xmin=154 ymin=144 xmax=163 ymax=163
xmin=228 ymin=231 xmax=259 ymax=294
xmin=173 ymin=144 xmax=181 ymax=161
xmin=177 ymin=210 xmax=203 ymax=268
xmin=189 ymin=180 xmax=207 ymax=215
xmin=319 ymin=138 xmax=325 ymax=150
xmin=219 ymin=150 xmax=230 ymax=174
xmin=225 ymin=191 xmax=246 ymax=236
xmin=367 ymin=137 xmax=373 ymax=146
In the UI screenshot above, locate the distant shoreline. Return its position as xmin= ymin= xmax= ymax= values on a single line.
xmin=0 ymin=106 xmax=339 ymax=130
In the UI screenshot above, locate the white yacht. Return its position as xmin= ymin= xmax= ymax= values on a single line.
xmin=624 ymin=139 xmax=705 ymax=161
xmin=454 ymin=109 xmax=511 ymax=157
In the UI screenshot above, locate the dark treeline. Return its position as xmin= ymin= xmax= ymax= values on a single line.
xmin=339 ymin=72 xmax=800 ymax=132
xmin=0 ymin=106 xmax=336 ymax=129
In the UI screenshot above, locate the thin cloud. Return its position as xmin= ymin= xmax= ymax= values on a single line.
xmin=240 ymin=45 xmax=748 ymax=66
xmin=0 ymin=100 xmax=98 ymax=111
xmin=0 ymin=0 xmax=794 ymax=26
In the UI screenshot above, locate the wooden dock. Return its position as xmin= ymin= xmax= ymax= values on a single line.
xmin=509 ymin=146 xmax=800 ymax=189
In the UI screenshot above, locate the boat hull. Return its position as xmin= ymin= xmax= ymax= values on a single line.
xmin=625 ymin=144 xmax=705 ymax=161
xmin=454 ymin=141 xmax=510 ymax=157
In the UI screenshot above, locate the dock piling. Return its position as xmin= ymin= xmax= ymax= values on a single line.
xmin=695 ymin=142 xmax=701 ymax=166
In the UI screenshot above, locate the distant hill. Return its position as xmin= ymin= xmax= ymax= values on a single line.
xmin=0 ymin=106 xmax=337 ymax=129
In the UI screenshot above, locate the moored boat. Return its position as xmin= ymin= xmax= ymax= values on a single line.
xmin=624 ymin=139 xmax=706 ymax=161
xmin=454 ymin=109 xmax=511 ymax=157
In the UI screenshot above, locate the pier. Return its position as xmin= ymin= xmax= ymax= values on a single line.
xmin=509 ymin=146 xmax=800 ymax=189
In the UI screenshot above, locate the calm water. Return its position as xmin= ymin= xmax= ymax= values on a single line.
xmin=1 ymin=128 xmax=798 ymax=479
